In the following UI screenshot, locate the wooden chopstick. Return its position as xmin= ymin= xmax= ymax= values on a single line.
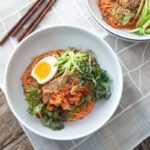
xmin=18 ymin=0 xmax=56 ymax=42
xmin=0 ymin=0 xmax=42 ymax=45
xmin=11 ymin=0 xmax=45 ymax=36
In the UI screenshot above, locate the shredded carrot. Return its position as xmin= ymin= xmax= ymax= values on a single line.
xmin=98 ymin=0 xmax=137 ymax=29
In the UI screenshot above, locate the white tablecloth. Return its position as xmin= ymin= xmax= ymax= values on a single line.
xmin=0 ymin=0 xmax=150 ymax=150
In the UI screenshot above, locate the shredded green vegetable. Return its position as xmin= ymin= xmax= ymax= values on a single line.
xmin=130 ymin=0 xmax=150 ymax=35
xmin=24 ymin=84 xmax=42 ymax=114
xmin=55 ymin=47 xmax=88 ymax=76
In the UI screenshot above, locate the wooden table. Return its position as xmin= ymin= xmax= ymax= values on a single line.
xmin=0 ymin=89 xmax=33 ymax=150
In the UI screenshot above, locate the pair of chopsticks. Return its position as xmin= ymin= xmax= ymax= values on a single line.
xmin=0 ymin=0 xmax=56 ymax=45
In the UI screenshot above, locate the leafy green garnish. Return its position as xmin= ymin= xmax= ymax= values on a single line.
xmin=41 ymin=108 xmax=66 ymax=130
xmin=49 ymin=121 xmax=64 ymax=130
xmin=79 ymin=51 xmax=111 ymax=101
xmin=114 ymin=10 xmax=133 ymax=26
xmin=33 ymin=104 xmax=44 ymax=116
xmin=68 ymin=94 xmax=93 ymax=119
xmin=95 ymin=70 xmax=111 ymax=100
xmin=80 ymin=94 xmax=93 ymax=105
xmin=115 ymin=14 xmax=123 ymax=21
xmin=39 ymin=106 xmax=66 ymax=130
xmin=122 ymin=16 xmax=131 ymax=26
xmin=24 ymin=85 xmax=66 ymax=130
xmin=24 ymin=84 xmax=42 ymax=114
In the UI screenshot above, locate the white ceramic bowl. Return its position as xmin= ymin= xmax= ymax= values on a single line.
xmin=86 ymin=0 xmax=150 ymax=42
xmin=4 ymin=26 xmax=123 ymax=140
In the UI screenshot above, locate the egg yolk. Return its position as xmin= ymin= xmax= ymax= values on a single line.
xmin=34 ymin=62 xmax=51 ymax=81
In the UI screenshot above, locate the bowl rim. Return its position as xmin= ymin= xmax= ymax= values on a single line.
xmin=85 ymin=0 xmax=150 ymax=42
xmin=4 ymin=25 xmax=123 ymax=140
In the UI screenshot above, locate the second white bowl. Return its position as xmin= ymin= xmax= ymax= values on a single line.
xmin=86 ymin=0 xmax=150 ymax=42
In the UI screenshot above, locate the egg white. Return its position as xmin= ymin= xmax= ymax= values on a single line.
xmin=31 ymin=56 xmax=58 ymax=84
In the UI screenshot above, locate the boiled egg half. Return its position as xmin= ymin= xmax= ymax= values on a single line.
xmin=31 ymin=56 xmax=58 ymax=84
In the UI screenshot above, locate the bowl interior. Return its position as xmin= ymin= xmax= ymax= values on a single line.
xmin=5 ymin=26 xmax=122 ymax=140
xmin=86 ymin=0 xmax=150 ymax=41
